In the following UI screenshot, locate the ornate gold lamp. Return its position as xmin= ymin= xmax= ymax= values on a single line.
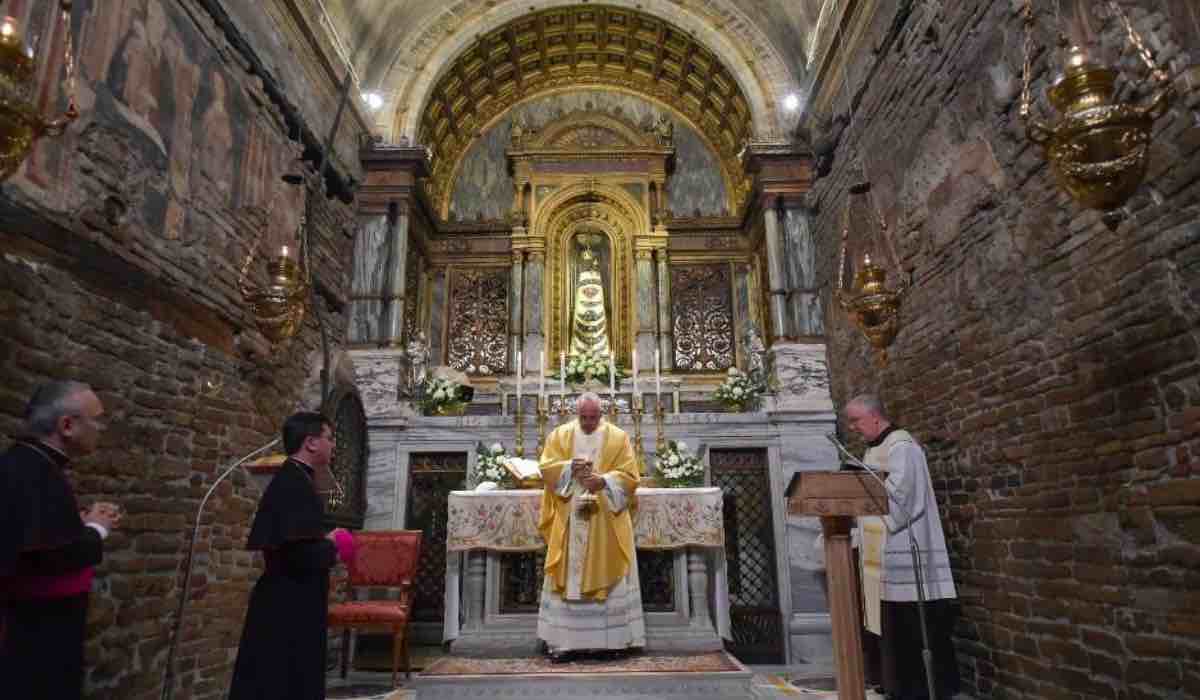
xmin=0 ymin=4 xmax=79 ymax=180
xmin=836 ymin=181 xmax=907 ymax=365
xmin=238 ymin=224 xmax=310 ymax=344
xmin=1020 ymin=0 xmax=1174 ymax=211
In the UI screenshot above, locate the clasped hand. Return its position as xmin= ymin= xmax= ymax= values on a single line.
xmin=81 ymin=501 xmax=122 ymax=531
xmin=570 ymin=458 xmax=605 ymax=493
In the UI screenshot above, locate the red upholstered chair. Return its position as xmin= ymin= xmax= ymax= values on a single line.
xmin=327 ymin=529 xmax=423 ymax=686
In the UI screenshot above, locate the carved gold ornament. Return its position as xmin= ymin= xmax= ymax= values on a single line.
xmin=1020 ymin=0 xmax=1174 ymax=211
xmin=0 ymin=4 xmax=79 ymax=180
xmin=836 ymin=182 xmax=907 ymax=365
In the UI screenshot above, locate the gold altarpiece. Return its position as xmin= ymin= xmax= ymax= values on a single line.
xmin=508 ymin=111 xmax=674 ymax=368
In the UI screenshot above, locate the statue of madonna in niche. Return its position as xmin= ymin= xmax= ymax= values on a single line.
xmin=567 ymin=230 xmax=614 ymax=359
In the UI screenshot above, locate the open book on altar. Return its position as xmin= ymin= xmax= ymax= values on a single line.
xmin=503 ymin=457 xmax=546 ymax=482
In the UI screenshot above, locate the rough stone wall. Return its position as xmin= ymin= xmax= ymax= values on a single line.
xmin=812 ymin=2 xmax=1200 ymax=698
xmin=0 ymin=1 xmax=361 ymax=698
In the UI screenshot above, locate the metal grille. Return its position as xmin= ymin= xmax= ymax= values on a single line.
xmin=637 ymin=550 xmax=675 ymax=611
xmin=405 ymin=452 xmax=467 ymax=623
xmin=446 ymin=267 xmax=508 ymax=375
xmin=671 ymin=264 xmax=735 ymax=372
xmin=322 ymin=389 xmax=367 ymax=530
xmin=498 ymin=551 xmax=544 ymax=613
xmin=710 ymin=448 xmax=783 ymax=664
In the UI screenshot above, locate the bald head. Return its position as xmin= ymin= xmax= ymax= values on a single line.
xmin=576 ymin=392 xmax=603 ymax=434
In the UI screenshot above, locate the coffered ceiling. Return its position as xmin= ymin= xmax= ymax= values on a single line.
xmin=318 ymin=0 xmax=827 ymax=140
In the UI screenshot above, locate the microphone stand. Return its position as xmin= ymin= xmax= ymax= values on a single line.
xmin=826 ymin=433 xmax=938 ymax=700
xmin=160 ymin=438 xmax=281 ymax=700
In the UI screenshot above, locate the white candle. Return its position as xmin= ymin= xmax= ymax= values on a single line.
xmin=632 ymin=349 xmax=638 ymax=398
xmin=539 ymin=350 xmax=545 ymax=403
xmin=516 ymin=350 xmax=522 ymax=406
xmin=560 ymin=351 xmax=567 ymax=396
xmin=654 ymin=348 xmax=662 ymax=398
xmin=608 ymin=354 xmax=616 ymax=397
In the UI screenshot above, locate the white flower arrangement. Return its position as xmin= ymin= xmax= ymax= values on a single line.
xmin=654 ymin=440 xmax=704 ymax=488
xmin=420 ymin=375 xmax=469 ymax=415
xmin=713 ymin=367 xmax=764 ymax=411
xmin=555 ymin=348 xmax=627 ymax=386
xmin=472 ymin=442 xmax=513 ymax=488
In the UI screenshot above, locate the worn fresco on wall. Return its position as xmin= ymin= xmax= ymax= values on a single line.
xmin=448 ymin=90 xmax=728 ymax=222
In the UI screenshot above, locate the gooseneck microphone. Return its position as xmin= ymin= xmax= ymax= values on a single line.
xmin=825 ymin=432 xmax=938 ymax=700
xmin=160 ymin=438 xmax=280 ymax=700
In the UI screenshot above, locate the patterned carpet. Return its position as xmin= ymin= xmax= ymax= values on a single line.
xmin=422 ymin=650 xmax=743 ymax=676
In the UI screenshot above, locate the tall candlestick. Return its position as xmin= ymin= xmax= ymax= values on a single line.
xmin=654 ymin=348 xmax=662 ymax=399
xmin=560 ymin=351 xmax=567 ymax=397
xmin=632 ymin=349 xmax=638 ymax=399
xmin=516 ymin=350 xmax=522 ymax=407
xmin=608 ymin=354 xmax=615 ymax=397
xmin=539 ymin=350 xmax=545 ymax=403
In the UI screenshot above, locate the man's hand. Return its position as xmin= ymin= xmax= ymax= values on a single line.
xmin=582 ymin=474 xmax=605 ymax=493
xmin=82 ymin=502 xmax=121 ymax=531
xmin=326 ymin=527 xmax=349 ymax=542
xmin=571 ymin=458 xmax=592 ymax=479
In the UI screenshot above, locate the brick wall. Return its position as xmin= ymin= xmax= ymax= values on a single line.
xmin=0 ymin=1 xmax=362 ymax=698
xmin=812 ymin=2 xmax=1200 ymax=698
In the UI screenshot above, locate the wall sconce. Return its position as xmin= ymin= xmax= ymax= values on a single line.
xmin=1020 ymin=0 xmax=1174 ymax=211
xmin=836 ymin=181 xmax=907 ymax=365
xmin=238 ymin=218 xmax=310 ymax=344
xmin=0 ymin=4 xmax=79 ymax=180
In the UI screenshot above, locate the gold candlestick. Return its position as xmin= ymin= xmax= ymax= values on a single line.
xmin=631 ymin=394 xmax=645 ymax=474
xmin=654 ymin=397 xmax=667 ymax=454
xmin=535 ymin=396 xmax=548 ymax=455
xmin=514 ymin=398 xmax=525 ymax=458
xmin=557 ymin=393 xmax=569 ymax=425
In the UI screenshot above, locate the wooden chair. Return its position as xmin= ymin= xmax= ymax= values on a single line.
xmin=327 ymin=529 xmax=423 ymax=686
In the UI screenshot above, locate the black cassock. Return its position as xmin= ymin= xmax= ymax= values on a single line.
xmin=229 ymin=458 xmax=339 ymax=700
xmin=0 ymin=440 xmax=104 ymax=700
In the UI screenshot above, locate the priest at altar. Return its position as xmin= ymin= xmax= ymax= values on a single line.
xmin=536 ymin=392 xmax=644 ymax=660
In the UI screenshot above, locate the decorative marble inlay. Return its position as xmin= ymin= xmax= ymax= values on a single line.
xmin=671 ymin=264 xmax=735 ymax=372
xmin=447 ymin=267 xmax=509 ymax=375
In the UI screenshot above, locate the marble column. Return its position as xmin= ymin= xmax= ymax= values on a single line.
xmin=428 ymin=268 xmax=448 ymax=366
xmin=635 ymin=248 xmax=658 ymax=371
xmin=380 ymin=204 xmax=411 ymax=345
xmin=655 ymin=249 xmax=674 ymax=370
xmin=348 ymin=212 xmax=391 ymax=344
xmin=763 ymin=200 xmax=792 ymax=341
xmin=687 ymin=549 xmax=713 ymax=630
xmin=522 ymin=248 xmax=545 ymax=374
xmin=509 ymin=249 xmax=524 ymax=373
xmin=782 ymin=204 xmax=824 ymax=337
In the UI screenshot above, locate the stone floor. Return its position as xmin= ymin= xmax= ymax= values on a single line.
xmin=324 ymin=647 xmax=887 ymax=700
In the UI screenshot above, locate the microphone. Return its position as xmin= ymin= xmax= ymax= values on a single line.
xmin=823 ymin=431 xmax=940 ymax=700
xmin=160 ymin=437 xmax=280 ymax=700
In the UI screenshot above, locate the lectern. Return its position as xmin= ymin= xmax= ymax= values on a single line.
xmin=788 ymin=471 xmax=888 ymax=700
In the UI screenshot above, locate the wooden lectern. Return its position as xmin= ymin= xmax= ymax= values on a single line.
xmin=788 ymin=471 xmax=888 ymax=700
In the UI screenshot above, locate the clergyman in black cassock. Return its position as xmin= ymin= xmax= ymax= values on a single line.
xmin=0 ymin=381 xmax=121 ymax=700
xmin=229 ymin=412 xmax=353 ymax=700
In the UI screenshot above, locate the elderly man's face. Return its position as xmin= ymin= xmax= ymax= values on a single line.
xmin=578 ymin=400 xmax=602 ymax=434
xmin=845 ymin=403 xmax=885 ymax=442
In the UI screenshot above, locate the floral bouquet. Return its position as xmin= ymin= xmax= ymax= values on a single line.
xmin=419 ymin=375 xmax=470 ymax=415
xmin=654 ymin=440 xmax=705 ymax=488
xmin=471 ymin=442 xmax=513 ymax=488
xmin=713 ymin=367 xmax=763 ymax=412
xmin=556 ymin=348 xmax=628 ymax=387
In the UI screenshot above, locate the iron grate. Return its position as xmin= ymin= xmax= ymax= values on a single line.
xmin=405 ymin=453 xmax=467 ymax=623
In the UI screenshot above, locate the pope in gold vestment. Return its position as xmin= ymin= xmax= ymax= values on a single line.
xmin=536 ymin=404 xmax=645 ymax=654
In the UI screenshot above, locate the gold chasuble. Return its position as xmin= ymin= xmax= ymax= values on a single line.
xmin=538 ymin=420 xmax=639 ymax=600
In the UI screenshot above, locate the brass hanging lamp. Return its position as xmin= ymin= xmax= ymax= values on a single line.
xmin=1019 ymin=0 xmax=1174 ymax=211
xmin=836 ymin=179 xmax=908 ymax=365
xmin=0 ymin=2 xmax=79 ymax=180
xmin=238 ymin=209 xmax=311 ymax=345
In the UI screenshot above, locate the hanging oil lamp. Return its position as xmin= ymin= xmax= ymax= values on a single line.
xmin=836 ymin=181 xmax=907 ymax=365
xmin=238 ymin=222 xmax=310 ymax=345
xmin=1020 ymin=0 xmax=1174 ymax=211
xmin=0 ymin=4 xmax=80 ymax=180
